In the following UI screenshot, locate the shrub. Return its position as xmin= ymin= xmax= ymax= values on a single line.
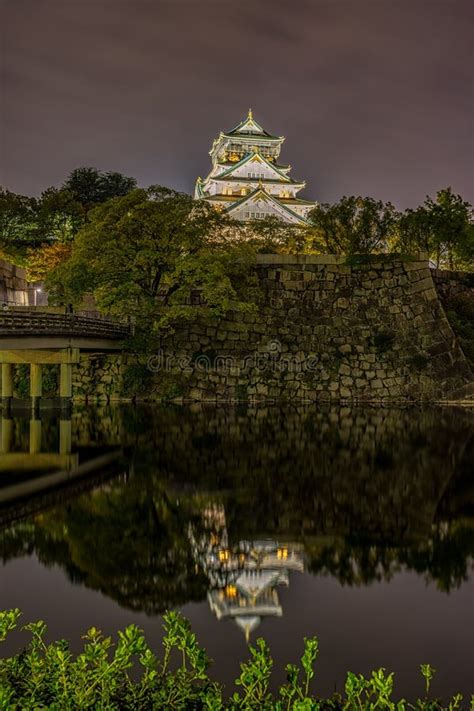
xmin=373 ymin=329 xmax=396 ymax=353
xmin=446 ymin=293 xmax=474 ymax=367
xmin=121 ymin=362 xmax=154 ymax=397
xmin=13 ymin=364 xmax=29 ymax=398
xmin=0 ymin=609 xmax=468 ymax=709
xmin=408 ymin=353 xmax=430 ymax=371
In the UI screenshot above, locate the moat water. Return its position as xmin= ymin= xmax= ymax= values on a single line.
xmin=0 ymin=404 xmax=473 ymax=699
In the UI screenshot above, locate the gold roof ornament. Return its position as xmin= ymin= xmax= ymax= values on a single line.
xmin=248 ymin=108 xmax=253 ymax=120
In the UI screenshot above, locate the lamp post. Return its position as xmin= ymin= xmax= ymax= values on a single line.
xmin=34 ymin=287 xmax=42 ymax=306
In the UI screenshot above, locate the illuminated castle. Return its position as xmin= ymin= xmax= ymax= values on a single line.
xmin=194 ymin=110 xmax=316 ymax=225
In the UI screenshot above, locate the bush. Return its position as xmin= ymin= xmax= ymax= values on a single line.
xmin=408 ymin=353 xmax=430 ymax=371
xmin=121 ymin=363 xmax=154 ymax=398
xmin=0 ymin=609 xmax=467 ymax=709
xmin=446 ymin=294 xmax=474 ymax=367
xmin=372 ymin=329 xmax=396 ymax=353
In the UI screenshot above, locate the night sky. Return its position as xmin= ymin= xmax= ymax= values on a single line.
xmin=1 ymin=0 xmax=473 ymax=207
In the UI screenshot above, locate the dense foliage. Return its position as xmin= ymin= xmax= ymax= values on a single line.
xmin=307 ymin=189 xmax=473 ymax=269
xmin=307 ymin=196 xmax=399 ymax=255
xmin=0 ymin=168 xmax=137 ymax=277
xmin=62 ymin=167 xmax=137 ymax=210
xmin=45 ymin=186 xmax=258 ymax=342
xmin=2 ymin=170 xmax=473 ymax=279
xmin=1 ymin=169 xmax=472 ymax=328
xmin=0 ymin=609 xmax=467 ymax=709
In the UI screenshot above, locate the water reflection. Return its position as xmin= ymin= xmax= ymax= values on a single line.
xmin=0 ymin=404 xmax=472 ymax=615
xmin=190 ymin=502 xmax=304 ymax=639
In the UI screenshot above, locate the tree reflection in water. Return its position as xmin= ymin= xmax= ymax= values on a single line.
xmin=0 ymin=405 xmax=472 ymax=624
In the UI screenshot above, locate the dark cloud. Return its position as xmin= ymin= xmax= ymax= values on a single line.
xmin=1 ymin=0 xmax=473 ymax=207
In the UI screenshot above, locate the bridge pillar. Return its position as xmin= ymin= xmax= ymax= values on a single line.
xmin=1 ymin=416 xmax=13 ymax=453
xmin=30 ymin=363 xmax=42 ymax=409
xmin=1 ymin=348 xmax=80 ymax=406
xmin=29 ymin=418 xmax=42 ymax=454
xmin=1 ymin=363 xmax=13 ymax=407
xmin=59 ymin=418 xmax=72 ymax=455
xmin=60 ymin=362 xmax=73 ymax=402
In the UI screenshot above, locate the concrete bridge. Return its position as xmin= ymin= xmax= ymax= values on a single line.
xmin=0 ymin=410 xmax=123 ymax=525
xmin=0 ymin=308 xmax=132 ymax=408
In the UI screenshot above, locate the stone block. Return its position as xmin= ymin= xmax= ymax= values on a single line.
xmin=409 ymin=277 xmax=434 ymax=294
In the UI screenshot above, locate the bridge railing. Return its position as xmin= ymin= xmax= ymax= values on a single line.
xmin=0 ymin=310 xmax=132 ymax=339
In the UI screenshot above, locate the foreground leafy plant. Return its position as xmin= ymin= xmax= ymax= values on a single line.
xmin=0 ymin=609 xmax=470 ymax=709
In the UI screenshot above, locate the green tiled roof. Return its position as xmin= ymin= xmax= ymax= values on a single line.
xmin=217 ymin=160 xmax=290 ymax=172
xmin=214 ymin=151 xmax=292 ymax=182
xmin=280 ymin=197 xmax=315 ymax=205
xmin=226 ymin=113 xmax=281 ymax=140
xmin=224 ymin=130 xmax=282 ymax=142
xmin=225 ymin=186 xmax=312 ymax=225
xmin=211 ymin=176 xmax=305 ymax=186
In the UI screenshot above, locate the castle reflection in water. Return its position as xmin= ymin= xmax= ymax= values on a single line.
xmin=190 ymin=503 xmax=304 ymax=639
xmin=0 ymin=403 xmax=472 ymax=616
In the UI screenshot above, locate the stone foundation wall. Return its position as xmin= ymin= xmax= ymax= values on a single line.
xmin=431 ymin=268 xmax=474 ymax=372
xmin=72 ymin=353 xmax=123 ymax=402
xmin=153 ymin=256 xmax=472 ymax=402
xmin=432 ymin=269 xmax=474 ymax=304
xmin=0 ymin=260 xmax=28 ymax=305
xmin=70 ymin=257 xmax=473 ymax=403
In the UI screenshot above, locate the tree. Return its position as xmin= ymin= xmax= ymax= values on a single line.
xmin=26 ymin=242 xmax=72 ymax=283
xmin=62 ymin=167 xmax=137 ymax=210
xmin=47 ymin=186 xmax=257 ymax=330
xmin=398 ymin=188 xmax=474 ymax=269
xmin=33 ymin=187 xmax=84 ymax=244
xmin=0 ymin=169 xmax=138 ymax=268
xmin=241 ymin=215 xmax=308 ymax=253
xmin=0 ymin=188 xmax=39 ymax=257
xmin=307 ymin=196 xmax=400 ymax=255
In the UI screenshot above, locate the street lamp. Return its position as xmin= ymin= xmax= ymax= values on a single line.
xmin=34 ymin=287 xmax=42 ymax=306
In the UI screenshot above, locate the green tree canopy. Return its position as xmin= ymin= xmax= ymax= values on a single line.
xmin=240 ymin=215 xmax=307 ymax=253
xmin=398 ymin=187 xmax=474 ymax=269
xmin=0 ymin=188 xmax=39 ymax=260
xmin=62 ymin=167 xmax=137 ymax=209
xmin=33 ymin=187 xmax=85 ymax=244
xmin=307 ymin=196 xmax=400 ymax=255
xmin=1 ymin=168 xmax=138 ymax=267
xmin=47 ymin=186 xmax=257 ymax=331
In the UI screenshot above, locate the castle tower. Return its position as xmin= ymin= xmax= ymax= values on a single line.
xmin=194 ymin=110 xmax=316 ymax=225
